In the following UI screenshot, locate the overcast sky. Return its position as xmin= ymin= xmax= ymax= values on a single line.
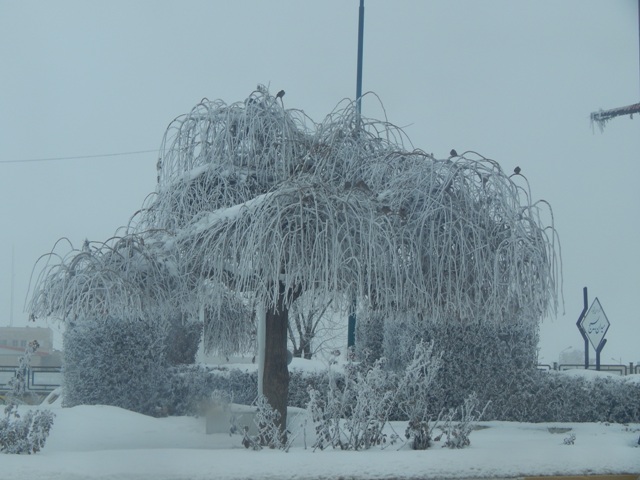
xmin=1 ymin=0 xmax=638 ymax=364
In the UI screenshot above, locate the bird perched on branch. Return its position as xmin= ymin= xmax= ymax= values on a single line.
xmin=276 ymin=90 xmax=285 ymax=100
xmin=449 ymin=149 xmax=458 ymax=158
xmin=514 ymin=166 xmax=521 ymax=175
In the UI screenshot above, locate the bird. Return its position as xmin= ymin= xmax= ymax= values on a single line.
xmin=354 ymin=180 xmax=372 ymax=194
xmin=276 ymin=90 xmax=285 ymax=100
xmin=514 ymin=166 xmax=521 ymax=175
xmin=449 ymin=149 xmax=458 ymax=158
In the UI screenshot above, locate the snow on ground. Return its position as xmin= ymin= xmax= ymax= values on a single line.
xmin=3 ymin=391 xmax=639 ymax=480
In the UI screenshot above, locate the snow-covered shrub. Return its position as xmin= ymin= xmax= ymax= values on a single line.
xmin=1 ymin=343 xmax=55 ymax=455
xmin=0 ymin=405 xmax=55 ymax=454
xmin=234 ymin=395 xmax=283 ymax=450
xmin=364 ymin=316 xmax=540 ymax=420
xmin=207 ymin=368 xmax=257 ymax=406
xmin=63 ymin=316 xmax=171 ymax=416
xmin=254 ymin=394 xmax=286 ymax=449
xmin=355 ymin=311 xmax=385 ymax=365
xmin=486 ymin=370 xmax=640 ymax=423
xmin=396 ymin=341 xmax=443 ymax=449
xmin=438 ymin=392 xmax=488 ymax=449
xmin=307 ymin=358 xmax=399 ymax=451
xmin=163 ymin=365 xmax=213 ymax=416
xmin=288 ymin=369 xmax=330 ymax=409
xmin=165 ymin=316 xmax=202 ymax=365
xmin=343 ymin=359 xmax=398 ymax=449
xmin=547 ymin=373 xmax=639 ymax=423
xmin=174 ymin=365 xmax=329 ymax=414
xmin=307 ymin=360 xmax=395 ymax=450
xmin=306 ymin=385 xmax=339 ymax=451
xmin=380 ymin=314 xmax=430 ymax=372
xmin=179 ymin=366 xmax=330 ymax=414
xmin=163 ymin=365 xmax=258 ymax=416
xmin=5 ymin=340 xmax=39 ymax=404
xmin=232 ymin=395 xmax=298 ymax=451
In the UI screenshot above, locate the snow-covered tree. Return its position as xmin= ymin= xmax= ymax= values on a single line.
xmin=288 ymin=292 xmax=342 ymax=360
xmin=141 ymin=87 xmax=559 ymax=434
xmin=28 ymin=235 xmax=188 ymax=413
xmin=1 ymin=342 xmax=55 ymax=454
xmin=29 ymin=86 xmax=560 ymax=437
xmin=29 ymin=235 xmax=182 ymax=330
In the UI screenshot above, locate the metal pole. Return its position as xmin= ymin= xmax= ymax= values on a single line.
xmin=355 ymin=0 xmax=365 ymax=124
xmin=595 ymin=338 xmax=607 ymax=371
xmin=10 ymin=244 xmax=15 ymax=326
xmin=349 ymin=0 xmax=365 ymax=349
xmin=347 ymin=298 xmax=356 ymax=349
xmin=576 ymin=287 xmax=589 ymax=369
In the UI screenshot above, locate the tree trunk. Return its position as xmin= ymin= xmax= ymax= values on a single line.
xmin=262 ymin=281 xmax=299 ymax=439
xmin=303 ymin=338 xmax=312 ymax=360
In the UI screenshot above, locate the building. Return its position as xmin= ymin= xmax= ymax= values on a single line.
xmin=0 ymin=326 xmax=62 ymax=367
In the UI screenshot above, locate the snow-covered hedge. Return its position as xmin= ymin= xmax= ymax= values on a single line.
xmin=426 ymin=321 xmax=539 ymax=419
xmin=185 ymin=364 xmax=640 ymax=424
xmin=63 ymin=316 xmax=171 ymax=416
xmin=164 ymin=317 xmax=202 ymax=366
xmin=356 ymin=313 xmax=640 ymax=423
xmin=490 ymin=370 xmax=640 ymax=423
xmin=164 ymin=365 xmax=257 ymax=415
xmin=62 ymin=328 xmax=639 ymax=424
xmin=358 ymin=317 xmax=540 ymax=419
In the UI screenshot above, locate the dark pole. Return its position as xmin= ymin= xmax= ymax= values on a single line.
xmin=355 ymin=0 xmax=365 ymax=125
xmin=576 ymin=287 xmax=589 ymax=369
xmin=595 ymin=338 xmax=607 ymax=371
xmin=347 ymin=298 xmax=356 ymax=349
xmin=349 ymin=0 xmax=365 ymax=349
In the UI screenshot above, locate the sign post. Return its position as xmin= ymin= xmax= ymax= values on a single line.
xmin=575 ymin=287 xmax=589 ymax=369
xmin=578 ymin=294 xmax=611 ymax=371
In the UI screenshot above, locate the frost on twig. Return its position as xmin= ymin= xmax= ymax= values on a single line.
xmin=438 ymin=392 xmax=489 ymax=449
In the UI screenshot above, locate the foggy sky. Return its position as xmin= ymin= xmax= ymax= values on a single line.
xmin=1 ymin=0 xmax=638 ymax=364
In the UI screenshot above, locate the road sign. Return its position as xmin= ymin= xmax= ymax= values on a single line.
xmin=579 ymin=297 xmax=610 ymax=350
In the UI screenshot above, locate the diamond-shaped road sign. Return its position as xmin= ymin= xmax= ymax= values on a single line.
xmin=579 ymin=297 xmax=610 ymax=350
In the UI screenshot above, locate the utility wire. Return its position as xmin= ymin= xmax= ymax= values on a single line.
xmin=0 ymin=149 xmax=158 ymax=164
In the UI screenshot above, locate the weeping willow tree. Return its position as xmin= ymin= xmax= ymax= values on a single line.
xmin=29 ymin=86 xmax=560 ymax=434
xmin=29 ymin=235 xmax=180 ymax=326
xmin=140 ymin=86 xmax=559 ymax=432
xmin=28 ymin=235 xmax=189 ymax=412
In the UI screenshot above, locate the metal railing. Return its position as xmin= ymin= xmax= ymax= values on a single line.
xmin=538 ymin=363 xmax=639 ymax=376
xmin=0 ymin=362 xmax=636 ymax=395
xmin=0 ymin=366 xmax=62 ymax=393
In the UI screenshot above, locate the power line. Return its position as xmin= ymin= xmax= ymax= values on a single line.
xmin=0 ymin=149 xmax=159 ymax=164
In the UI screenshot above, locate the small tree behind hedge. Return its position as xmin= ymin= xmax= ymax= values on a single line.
xmin=1 ymin=342 xmax=55 ymax=454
